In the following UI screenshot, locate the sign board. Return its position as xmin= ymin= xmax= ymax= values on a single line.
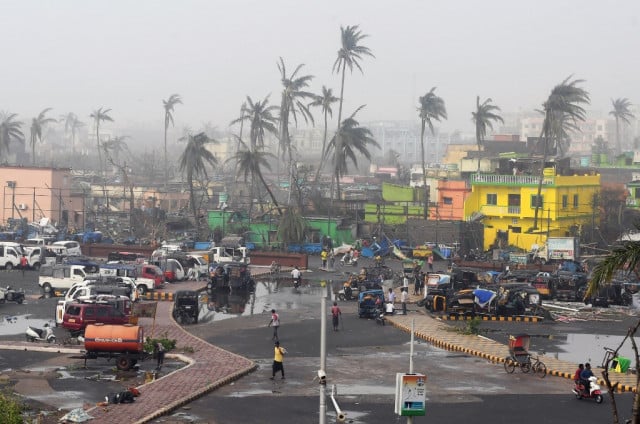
xmin=132 ymin=301 xmax=157 ymax=318
xmin=547 ymin=237 xmax=578 ymax=260
xmin=395 ymin=373 xmax=426 ymax=416
xmin=509 ymin=253 xmax=528 ymax=265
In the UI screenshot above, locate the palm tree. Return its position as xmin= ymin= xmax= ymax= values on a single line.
xmin=29 ymin=108 xmax=56 ymax=165
xmin=531 ymin=76 xmax=590 ymax=230
xmin=309 ymin=86 xmax=339 ymax=185
xmin=327 ymin=106 xmax=379 ymax=194
xmin=231 ymin=96 xmax=279 ymax=149
xmin=163 ymin=94 xmax=183 ymax=188
xmin=418 ymin=88 xmax=447 ymax=218
xmin=62 ymin=113 xmax=84 ymax=157
xmin=179 ymin=132 xmax=218 ymax=236
xmin=610 ymin=98 xmax=635 ymax=156
xmin=102 ymin=135 xmax=129 ymax=164
xmin=89 ymin=107 xmax=114 ymax=176
xmin=277 ymin=207 xmax=307 ymax=245
xmin=332 ymin=24 xmax=374 ymax=199
xmin=472 ymin=96 xmax=504 ymax=173
xmin=587 ymin=241 xmax=640 ymax=423
xmin=229 ymin=139 xmax=283 ymax=216
xmin=0 ymin=112 xmax=25 ymax=161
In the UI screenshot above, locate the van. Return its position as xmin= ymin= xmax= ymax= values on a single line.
xmin=53 ymin=240 xmax=82 ymax=256
xmin=136 ymin=264 xmax=164 ymax=288
xmin=62 ymin=300 xmax=133 ymax=335
xmin=0 ymin=243 xmax=24 ymax=270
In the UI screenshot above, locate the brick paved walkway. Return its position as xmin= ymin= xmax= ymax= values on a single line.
xmin=86 ymin=280 xmax=256 ymax=423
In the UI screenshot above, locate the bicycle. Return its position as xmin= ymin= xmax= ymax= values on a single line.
xmin=529 ymin=353 xmax=547 ymax=378
xmin=504 ymin=352 xmax=546 ymax=378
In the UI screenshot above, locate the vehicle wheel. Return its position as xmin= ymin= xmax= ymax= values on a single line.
xmin=504 ymin=358 xmax=516 ymax=373
xmin=575 ymin=391 xmax=582 ymax=399
xmin=338 ymin=294 xmax=346 ymax=301
xmin=5 ymin=263 xmax=13 ymax=271
xmin=535 ymin=362 xmax=547 ymax=378
xmin=32 ymin=262 xmax=40 ymax=271
xmin=137 ymin=285 xmax=147 ymax=295
xmin=595 ymin=394 xmax=603 ymax=404
xmin=116 ymin=356 xmax=133 ymax=371
xmin=521 ymin=362 xmax=531 ymax=373
xmin=26 ymin=335 xmax=34 ymax=342
xmin=42 ymin=283 xmax=52 ymax=294
xmin=48 ymin=336 xmax=56 ymax=344
xmin=6 ymin=293 xmax=12 ymax=301
xmin=16 ymin=298 xmax=23 ymax=304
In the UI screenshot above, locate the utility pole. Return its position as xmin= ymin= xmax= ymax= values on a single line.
xmin=407 ymin=319 xmax=415 ymax=424
xmin=319 ymin=296 xmax=327 ymax=424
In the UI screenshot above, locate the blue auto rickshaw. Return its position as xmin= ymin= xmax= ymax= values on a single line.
xmin=358 ymin=289 xmax=385 ymax=318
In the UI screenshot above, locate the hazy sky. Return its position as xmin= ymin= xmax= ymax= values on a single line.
xmin=2 ymin=0 xmax=639 ymax=137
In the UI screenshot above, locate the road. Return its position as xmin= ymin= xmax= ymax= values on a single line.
xmin=0 ymin=264 xmax=637 ymax=423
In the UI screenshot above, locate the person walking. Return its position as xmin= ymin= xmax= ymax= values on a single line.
xmin=403 ymin=275 xmax=410 ymax=292
xmin=329 ymin=250 xmax=335 ymax=269
xmin=321 ymin=249 xmax=328 ymax=269
xmin=427 ymin=254 xmax=434 ymax=272
xmin=268 ymin=309 xmax=280 ymax=341
xmin=400 ymin=287 xmax=408 ymax=315
xmin=270 ymin=341 xmax=286 ymax=380
xmin=331 ymin=301 xmax=342 ymax=331
xmin=154 ymin=341 xmax=165 ymax=371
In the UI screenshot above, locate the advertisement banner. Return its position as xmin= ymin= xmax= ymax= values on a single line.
xmin=395 ymin=373 xmax=427 ymax=416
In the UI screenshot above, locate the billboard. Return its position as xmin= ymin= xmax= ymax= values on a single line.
xmin=395 ymin=373 xmax=427 ymax=416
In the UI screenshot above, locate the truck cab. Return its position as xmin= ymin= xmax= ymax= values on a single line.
xmin=0 ymin=242 xmax=24 ymax=270
xmin=99 ymin=263 xmax=157 ymax=294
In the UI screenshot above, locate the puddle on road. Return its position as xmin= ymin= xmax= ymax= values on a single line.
xmin=548 ymin=333 xmax=636 ymax=364
xmin=0 ymin=314 xmax=55 ymax=336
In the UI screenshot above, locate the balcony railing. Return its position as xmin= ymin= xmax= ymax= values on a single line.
xmin=480 ymin=205 xmax=521 ymax=216
xmin=471 ymin=174 xmax=553 ymax=186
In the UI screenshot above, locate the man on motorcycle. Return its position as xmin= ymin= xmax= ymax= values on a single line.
xmin=291 ymin=267 xmax=302 ymax=288
xmin=580 ymin=363 xmax=594 ymax=395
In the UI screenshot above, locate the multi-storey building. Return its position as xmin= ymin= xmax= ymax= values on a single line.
xmin=463 ymin=163 xmax=600 ymax=251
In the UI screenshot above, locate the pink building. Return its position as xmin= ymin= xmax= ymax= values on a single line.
xmin=433 ymin=179 xmax=470 ymax=221
xmin=0 ymin=166 xmax=83 ymax=228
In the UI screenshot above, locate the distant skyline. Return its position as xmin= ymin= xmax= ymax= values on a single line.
xmin=1 ymin=0 xmax=639 ymax=139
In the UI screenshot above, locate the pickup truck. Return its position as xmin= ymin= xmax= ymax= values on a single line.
xmin=99 ymin=263 xmax=158 ymax=294
xmin=209 ymin=246 xmax=250 ymax=264
xmin=38 ymin=264 xmax=100 ymax=296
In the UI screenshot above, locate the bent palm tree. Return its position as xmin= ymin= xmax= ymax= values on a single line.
xmin=231 ymin=96 xmax=279 ymax=149
xmin=163 ymin=94 xmax=183 ymax=188
xmin=90 ymin=107 xmax=114 ymax=176
xmin=229 ymin=139 xmax=283 ymax=216
xmin=531 ymin=77 xmax=589 ymax=230
xmin=610 ymin=98 xmax=635 ymax=156
xmin=310 ymin=86 xmax=339 ymax=185
xmin=332 ymin=24 xmax=374 ymax=199
xmin=472 ymin=96 xmax=503 ymax=173
xmin=103 ymin=135 xmax=129 ymax=165
xmin=327 ymin=106 xmax=379 ymax=194
xmin=29 ymin=108 xmax=56 ymax=165
xmin=418 ymin=88 xmax=447 ymax=218
xmin=179 ymin=132 xmax=218 ymax=236
xmin=62 ymin=113 xmax=84 ymax=157
xmin=0 ymin=112 xmax=25 ymax=161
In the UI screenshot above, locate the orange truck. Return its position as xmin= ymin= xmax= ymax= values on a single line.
xmin=83 ymin=324 xmax=150 ymax=370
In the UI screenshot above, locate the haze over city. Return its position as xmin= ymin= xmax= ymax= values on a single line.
xmin=2 ymin=0 xmax=639 ymax=142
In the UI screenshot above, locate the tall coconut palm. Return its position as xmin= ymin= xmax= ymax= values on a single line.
xmin=610 ymin=98 xmax=635 ymax=156
xmin=587 ymin=240 xmax=640 ymax=423
xmin=0 ymin=112 xmax=25 ymax=161
xmin=231 ymin=96 xmax=279 ymax=149
xmin=102 ymin=135 xmax=129 ymax=165
xmin=531 ymin=76 xmax=589 ymax=230
xmin=309 ymin=86 xmax=339 ymax=185
xmin=229 ymin=139 xmax=283 ymax=216
xmin=418 ymin=88 xmax=447 ymax=218
xmin=472 ymin=96 xmax=503 ymax=173
xmin=62 ymin=112 xmax=84 ymax=157
xmin=163 ymin=94 xmax=182 ymax=188
xmin=277 ymin=207 xmax=307 ymax=245
xmin=89 ymin=107 xmax=114 ymax=176
xmin=29 ymin=108 xmax=56 ymax=165
xmin=179 ymin=132 xmax=218 ymax=236
xmin=332 ymin=24 xmax=374 ymax=199
xmin=327 ymin=106 xmax=379 ymax=193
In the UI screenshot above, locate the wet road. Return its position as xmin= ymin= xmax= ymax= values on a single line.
xmin=0 ymin=265 xmax=638 ymax=423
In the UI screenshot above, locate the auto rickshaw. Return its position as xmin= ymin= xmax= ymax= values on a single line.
xmin=172 ymin=290 xmax=200 ymax=324
xmin=358 ymin=289 xmax=385 ymax=318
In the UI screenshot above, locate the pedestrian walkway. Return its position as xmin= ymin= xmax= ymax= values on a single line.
xmin=386 ymin=313 xmax=638 ymax=393
xmin=86 ymin=277 xmax=263 ymax=423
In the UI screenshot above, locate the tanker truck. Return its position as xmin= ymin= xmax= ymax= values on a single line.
xmin=82 ymin=324 xmax=150 ymax=371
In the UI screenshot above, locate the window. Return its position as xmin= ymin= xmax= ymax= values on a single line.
xmin=573 ymin=194 xmax=579 ymax=208
xmin=636 ymin=189 xmax=640 ymax=199
xmin=486 ymin=193 xmax=497 ymax=205
xmin=562 ymin=195 xmax=568 ymax=209
xmin=443 ymin=197 xmax=453 ymax=205
xmin=531 ymin=195 xmax=543 ymax=208
xmin=511 ymin=227 xmax=522 ymax=233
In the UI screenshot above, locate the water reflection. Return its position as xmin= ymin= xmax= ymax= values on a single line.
xmin=547 ymin=333 xmax=636 ymax=365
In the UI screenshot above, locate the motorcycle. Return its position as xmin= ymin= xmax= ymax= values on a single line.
xmin=293 ymin=276 xmax=301 ymax=290
xmin=375 ymin=311 xmax=386 ymax=325
xmin=26 ymin=323 xmax=56 ymax=343
xmin=0 ymin=286 xmax=25 ymax=304
xmin=339 ymin=254 xmax=358 ymax=267
xmin=572 ymin=376 xmax=604 ymax=403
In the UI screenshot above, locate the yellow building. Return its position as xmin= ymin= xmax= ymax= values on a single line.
xmin=464 ymin=169 xmax=600 ymax=251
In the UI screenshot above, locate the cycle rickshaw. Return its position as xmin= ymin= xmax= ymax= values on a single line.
xmin=503 ymin=333 xmax=546 ymax=377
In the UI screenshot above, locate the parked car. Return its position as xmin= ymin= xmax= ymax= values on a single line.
xmin=62 ymin=299 xmax=134 ymax=336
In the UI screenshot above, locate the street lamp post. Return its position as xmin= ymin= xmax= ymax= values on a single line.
xmin=7 ymin=181 xmax=16 ymax=220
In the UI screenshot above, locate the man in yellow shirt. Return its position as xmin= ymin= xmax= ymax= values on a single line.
xmin=270 ymin=341 xmax=286 ymax=380
xmin=321 ymin=249 xmax=328 ymax=268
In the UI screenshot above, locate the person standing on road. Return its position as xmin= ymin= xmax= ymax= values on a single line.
xmin=268 ymin=309 xmax=280 ymax=341
xmin=321 ymin=249 xmax=328 ymax=268
xmin=154 ymin=341 xmax=165 ymax=371
xmin=400 ymin=287 xmax=408 ymax=315
xmin=403 ymin=275 xmax=409 ymax=291
xmin=331 ymin=302 xmax=342 ymax=331
xmin=291 ymin=267 xmax=301 ymax=288
xmin=270 ymin=341 xmax=286 ymax=380
xmin=427 ymin=254 xmax=434 ymax=272
xmin=20 ymin=254 xmax=28 ymax=277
